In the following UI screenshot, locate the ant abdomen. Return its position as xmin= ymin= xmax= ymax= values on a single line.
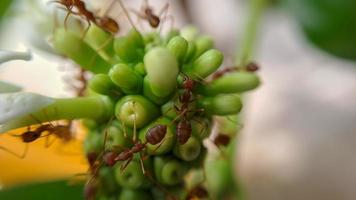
xmin=176 ymin=119 xmax=192 ymax=144
xmin=148 ymin=14 xmax=160 ymax=28
xmin=146 ymin=125 xmax=167 ymax=145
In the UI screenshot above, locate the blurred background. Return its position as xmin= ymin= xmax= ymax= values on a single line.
xmin=1 ymin=0 xmax=356 ymax=199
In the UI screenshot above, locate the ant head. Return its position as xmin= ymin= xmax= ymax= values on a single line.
xmin=144 ymin=8 xmax=153 ymax=15
xmin=22 ymin=131 xmax=41 ymax=143
xmin=213 ymin=134 xmax=231 ymax=147
xmin=183 ymin=79 xmax=195 ymax=90
xmin=246 ymin=62 xmax=259 ymax=72
xmin=86 ymin=152 xmax=98 ymax=166
xmin=103 ymin=151 xmax=117 ymax=166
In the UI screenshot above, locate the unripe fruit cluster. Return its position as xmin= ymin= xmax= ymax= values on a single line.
xmin=53 ymin=25 xmax=259 ymax=199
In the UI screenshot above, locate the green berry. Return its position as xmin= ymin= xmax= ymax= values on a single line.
xmin=115 ymin=95 xmax=159 ymax=128
xmin=53 ymin=28 xmax=111 ymax=73
xmin=118 ymin=189 xmax=152 ymax=200
xmin=109 ymin=63 xmax=143 ymax=94
xmin=115 ymin=161 xmax=149 ymax=189
xmin=193 ymin=35 xmax=214 ymax=59
xmin=166 ymin=36 xmax=188 ymax=64
xmin=88 ymin=74 xmax=121 ymax=96
xmin=144 ymin=47 xmax=179 ymax=98
xmin=84 ymin=24 xmax=115 ymax=62
xmin=198 ymin=94 xmax=242 ymax=116
xmin=183 ymin=49 xmax=223 ymax=79
xmin=196 ymin=72 xmax=260 ymax=96
xmin=114 ymin=29 xmax=145 ymax=63
xmin=173 ymin=136 xmax=201 ymax=161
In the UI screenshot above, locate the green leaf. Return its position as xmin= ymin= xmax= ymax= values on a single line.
xmin=0 ymin=180 xmax=83 ymax=200
xmin=287 ymin=0 xmax=356 ymax=61
xmin=0 ymin=0 xmax=12 ymax=21
xmin=0 ymin=81 xmax=22 ymax=93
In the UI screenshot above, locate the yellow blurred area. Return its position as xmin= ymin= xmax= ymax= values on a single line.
xmin=0 ymin=127 xmax=88 ymax=188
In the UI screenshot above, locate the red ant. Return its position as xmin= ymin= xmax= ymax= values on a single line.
xmin=52 ymin=0 xmax=95 ymax=30
xmin=245 ymin=62 xmax=259 ymax=72
xmin=212 ymin=61 xmax=260 ymax=80
xmin=103 ymin=125 xmax=167 ymax=173
xmin=53 ymin=0 xmax=120 ymax=35
xmin=0 ymin=119 xmax=73 ymax=158
xmin=0 ymin=127 xmax=41 ymax=158
xmin=83 ymin=151 xmax=102 ymax=200
xmin=213 ymin=133 xmax=231 ymax=147
xmin=128 ymin=0 xmax=171 ymax=29
xmin=173 ymin=74 xmax=205 ymax=144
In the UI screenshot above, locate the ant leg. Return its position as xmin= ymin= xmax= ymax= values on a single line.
xmin=0 ymin=144 xmax=28 ymax=159
xmin=120 ymin=156 xmax=133 ymax=173
xmin=126 ymin=8 xmax=145 ymax=30
xmin=64 ymin=10 xmax=72 ymax=30
xmin=158 ymin=2 xmax=169 ymax=17
xmin=45 ymin=134 xmax=57 ymax=148
xmin=158 ymin=3 xmax=170 ymax=33
xmin=143 ymin=0 xmax=149 ymax=8
xmin=139 ymin=152 xmax=146 ymax=175
xmin=161 ymin=15 xmax=174 ymax=31
xmin=100 ymin=0 xmax=116 ymax=16
xmin=116 ymin=0 xmax=138 ymax=30
xmin=151 ymin=135 xmax=174 ymax=154
xmin=81 ymin=20 xmax=91 ymax=39
xmin=102 ymin=116 xmax=115 ymax=152
xmin=95 ymin=34 xmax=114 ymax=53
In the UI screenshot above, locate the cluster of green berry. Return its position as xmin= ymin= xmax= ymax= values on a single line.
xmin=52 ymin=24 xmax=259 ymax=200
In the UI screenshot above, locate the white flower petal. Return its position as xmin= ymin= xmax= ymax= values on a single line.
xmin=0 ymin=50 xmax=32 ymax=64
xmin=0 ymin=92 xmax=54 ymax=125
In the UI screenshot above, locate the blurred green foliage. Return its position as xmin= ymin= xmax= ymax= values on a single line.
xmin=287 ymin=0 xmax=356 ymax=61
xmin=0 ymin=0 xmax=13 ymax=20
xmin=0 ymin=180 xmax=83 ymax=200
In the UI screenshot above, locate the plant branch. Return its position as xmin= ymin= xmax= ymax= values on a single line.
xmin=0 ymin=96 xmax=113 ymax=133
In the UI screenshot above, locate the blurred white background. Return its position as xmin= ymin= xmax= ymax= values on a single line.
xmin=1 ymin=0 xmax=356 ymax=199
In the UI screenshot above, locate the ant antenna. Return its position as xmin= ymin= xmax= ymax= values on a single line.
xmin=99 ymin=0 xmax=116 ymax=17
xmin=116 ymin=0 xmax=137 ymax=30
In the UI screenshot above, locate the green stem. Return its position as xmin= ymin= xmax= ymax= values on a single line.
xmin=0 ymin=96 xmax=113 ymax=132
xmin=236 ymin=0 xmax=267 ymax=66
